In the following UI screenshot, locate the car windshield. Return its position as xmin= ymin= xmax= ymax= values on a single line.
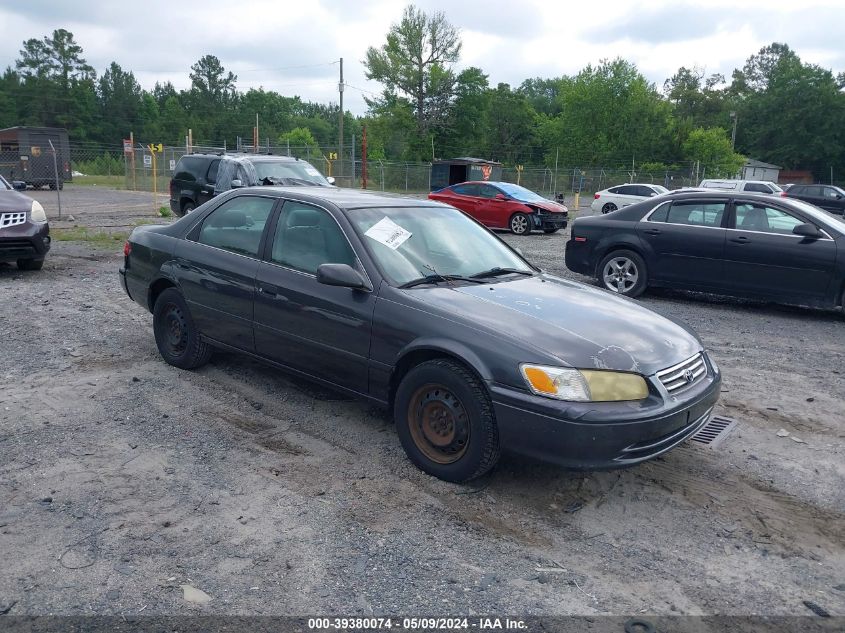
xmin=495 ymin=183 xmax=546 ymax=203
xmin=768 ymin=182 xmax=784 ymax=192
xmin=252 ymin=160 xmax=330 ymax=186
xmin=347 ymin=205 xmax=533 ymax=286
xmin=786 ymin=199 xmax=845 ymax=230
xmin=0 ymin=176 xmax=10 ymax=190
xmin=653 ymin=185 xmax=669 ymax=194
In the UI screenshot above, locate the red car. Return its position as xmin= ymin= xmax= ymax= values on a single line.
xmin=428 ymin=181 xmax=568 ymax=235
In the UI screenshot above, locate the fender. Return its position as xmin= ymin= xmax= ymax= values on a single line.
xmin=394 ymin=336 xmax=495 ymax=382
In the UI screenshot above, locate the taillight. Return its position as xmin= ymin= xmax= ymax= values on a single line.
xmin=780 ymin=191 xmax=787 ymax=197
xmin=594 ymin=193 xmax=600 ymax=199
xmin=574 ymin=236 xmax=587 ymax=242
xmin=123 ymin=241 xmax=132 ymax=257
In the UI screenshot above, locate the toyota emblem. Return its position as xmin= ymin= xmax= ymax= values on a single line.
xmin=683 ymin=369 xmax=695 ymax=383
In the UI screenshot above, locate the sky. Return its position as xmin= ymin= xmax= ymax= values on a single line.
xmin=2 ymin=0 xmax=845 ymax=115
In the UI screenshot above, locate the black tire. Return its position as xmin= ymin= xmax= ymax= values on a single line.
xmin=153 ymin=288 xmax=212 ymax=369
xmin=17 ymin=258 xmax=44 ymax=271
xmin=597 ymin=249 xmax=648 ymax=297
xmin=394 ymin=359 xmax=500 ymax=483
xmin=602 ymin=202 xmax=617 ymax=214
xmin=543 ymin=227 xmax=560 ymax=234
xmin=180 ymin=201 xmax=196 ymax=216
xmin=509 ymin=212 xmax=531 ymax=235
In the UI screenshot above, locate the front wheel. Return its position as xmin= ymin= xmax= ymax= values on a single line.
xmin=394 ymin=359 xmax=500 ymax=483
xmin=17 ymin=258 xmax=44 ymax=271
xmin=509 ymin=212 xmax=531 ymax=235
xmin=153 ymin=288 xmax=213 ymax=369
xmin=543 ymin=227 xmax=559 ymax=234
xmin=598 ymin=250 xmax=648 ymax=297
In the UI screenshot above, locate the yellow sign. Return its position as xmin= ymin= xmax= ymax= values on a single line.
xmin=328 ymin=152 xmax=338 ymax=160
xmin=154 ymin=143 xmax=163 ymax=153
xmin=31 ymin=146 xmax=42 ymax=157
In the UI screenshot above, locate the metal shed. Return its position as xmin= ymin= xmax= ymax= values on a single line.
xmin=430 ymin=157 xmax=502 ymax=191
xmin=0 ymin=126 xmax=72 ymax=188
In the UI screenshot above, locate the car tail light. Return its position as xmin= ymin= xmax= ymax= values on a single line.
xmin=780 ymin=191 xmax=787 ymax=197
xmin=574 ymin=236 xmax=587 ymax=242
xmin=594 ymin=193 xmax=600 ymax=199
xmin=123 ymin=241 xmax=132 ymax=257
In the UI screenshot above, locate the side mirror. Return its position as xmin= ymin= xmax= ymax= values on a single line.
xmin=649 ymin=192 xmax=657 ymax=197
xmin=495 ymin=193 xmax=507 ymax=200
xmin=317 ymin=263 xmax=367 ymax=289
xmin=230 ymin=179 xmax=243 ymax=188
xmin=326 ymin=176 xmax=336 ymax=185
xmin=793 ymin=223 xmax=821 ymax=238
xmin=12 ymin=180 xmax=26 ymax=191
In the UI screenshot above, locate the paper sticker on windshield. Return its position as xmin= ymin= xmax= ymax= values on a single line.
xmin=364 ymin=217 xmax=412 ymax=250
xmin=304 ymin=166 xmax=321 ymax=176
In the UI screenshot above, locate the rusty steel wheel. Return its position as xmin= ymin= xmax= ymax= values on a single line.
xmin=394 ymin=359 xmax=500 ymax=483
xmin=407 ymin=383 xmax=470 ymax=464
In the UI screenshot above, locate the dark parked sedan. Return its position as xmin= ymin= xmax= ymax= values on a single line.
xmin=782 ymin=183 xmax=845 ymax=214
xmin=120 ymin=187 xmax=720 ymax=482
xmin=0 ymin=175 xmax=50 ymax=270
xmin=566 ymin=190 xmax=845 ymax=309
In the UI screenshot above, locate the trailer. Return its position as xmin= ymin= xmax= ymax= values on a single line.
xmin=430 ymin=157 xmax=502 ymax=191
xmin=0 ymin=126 xmax=72 ymax=189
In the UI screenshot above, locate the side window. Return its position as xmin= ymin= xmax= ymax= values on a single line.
xmin=197 ymin=196 xmax=276 ymax=257
xmin=789 ymin=185 xmax=804 ymax=195
xmin=744 ymin=183 xmax=769 ymax=193
xmin=607 ymin=186 xmax=621 ymax=194
xmin=805 ymin=186 xmax=823 ymax=196
xmin=733 ymin=203 xmax=804 ymax=235
xmin=271 ymin=202 xmax=356 ymax=274
xmin=647 ymin=202 xmax=671 ymax=222
xmin=477 ymin=185 xmax=499 ymax=199
xmin=666 ymin=200 xmax=726 ymax=227
xmin=206 ymin=159 xmax=220 ymax=185
xmin=635 ymin=185 xmax=656 ymax=197
xmin=174 ymin=157 xmax=201 ymax=182
xmin=824 ymin=187 xmax=841 ymax=198
xmin=452 ymin=183 xmax=480 ymax=196
xmin=616 ymin=185 xmax=637 ymax=195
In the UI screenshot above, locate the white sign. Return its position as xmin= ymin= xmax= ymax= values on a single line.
xmin=364 ymin=217 xmax=412 ymax=250
xmin=143 ymin=154 xmax=152 ymax=167
xmin=169 ymin=159 xmax=176 ymax=171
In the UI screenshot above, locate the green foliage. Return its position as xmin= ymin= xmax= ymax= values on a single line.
xmin=159 ymin=206 xmax=172 ymax=218
xmin=278 ymin=127 xmax=320 ymax=152
xmin=682 ymin=128 xmax=745 ymax=177
xmin=74 ymin=151 xmax=123 ymax=176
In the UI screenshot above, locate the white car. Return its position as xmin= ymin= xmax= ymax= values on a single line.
xmin=591 ymin=183 xmax=668 ymax=214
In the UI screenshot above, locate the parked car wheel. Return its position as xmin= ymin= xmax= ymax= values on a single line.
xmin=394 ymin=359 xmax=500 ymax=483
xmin=153 ymin=288 xmax=213 ymax=369
xmin=598 ymin=249 xmax=648 ymax=297
xmin=601 ymin=202 xmax=618 ymax=214
xmin=509 ymin=212 xmax=531 ymax=235
xmin=543 ymin=227 xmax=559 ymax=234
xmin=180 ymin=201 xmax=195 ymax=216
xmin=17 ymin=258 xmax=44 ymax=271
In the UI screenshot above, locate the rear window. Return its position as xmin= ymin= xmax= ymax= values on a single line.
xmin=173 ymin=156 xmax=208 ymax=182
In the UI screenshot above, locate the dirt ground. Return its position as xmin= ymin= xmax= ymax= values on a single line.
xmin=0 ymin=186 xmax=843 ymax=618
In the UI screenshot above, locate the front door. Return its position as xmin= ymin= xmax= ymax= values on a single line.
xmin=253 ymin=200 xmax=375 ymax=394
xmin=175 ymin=195 xmax=277 ymax=351
xmin=722 ymin=200 xmax=836 ymax=299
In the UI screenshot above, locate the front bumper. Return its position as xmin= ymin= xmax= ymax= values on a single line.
xmin=489 ymin=361 xmax=721 ymax=469
xmin=533 ymin=212 xmax=568 ymax=230
xmin=0 ymin=222 xmax=51 ymax=262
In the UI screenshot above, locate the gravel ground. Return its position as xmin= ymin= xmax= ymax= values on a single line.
xmin=0 ymin=187 xmax=843 ymax=618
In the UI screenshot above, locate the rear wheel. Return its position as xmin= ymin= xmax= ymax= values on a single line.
xmin=598 ymin=249 xmax=648 ymax=297
xmin=179 ymin=201 xmax=195 ymax=217
xmin=509 ymin=212 xmax=531 ymax=235
xmin=601 ymin=202 xmax=618 ymax=214
xmin=394 ymin=359 xmax=500 ymax=483
xmin=17 ymin=258 xmax=44 ymax=271
xmin=153 ymin=288 xmax=212 ymax=369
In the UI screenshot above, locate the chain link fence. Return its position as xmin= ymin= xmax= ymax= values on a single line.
xmin=12 ymin=143 xmax=711 ymax=202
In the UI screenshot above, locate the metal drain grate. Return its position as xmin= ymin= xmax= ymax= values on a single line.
xmin=690 ymin=415 xmax=736 ymax=448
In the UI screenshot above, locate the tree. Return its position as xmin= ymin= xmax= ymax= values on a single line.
xmin=682 ymin=127 xmax=745 ymax=177
xmin=278 ymin=127 xmax=320 ymax=154
xmin=189 ymin=54 xmax=237 ymax=105
xmin=364 ymin=4 xmax=461 ymax=139
xmin=482 ymin=84 xmax=537 ymax=164
xmin=96 ymin=62 xmax=143 ymax=143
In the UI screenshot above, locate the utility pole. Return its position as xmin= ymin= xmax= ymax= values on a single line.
xmin=362 ymin=126 xmax=368 ymax=189
xmin=338 ymin=57 xmax=344 ymax=182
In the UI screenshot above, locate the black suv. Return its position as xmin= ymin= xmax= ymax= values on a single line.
xmin=169 ymin=153 xmax=334 ymax=216
xmin=783 ymin=184 xmax=845 ymax=214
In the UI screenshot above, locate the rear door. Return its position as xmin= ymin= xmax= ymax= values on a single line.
xmin=637 ymin=198 xmax=728 ymax=287
xmin=819 ymin=186 xmax=845 ymax=213
xmin=446 ymin=183 xmax=482 ymax=220
xmin=721 ymin=199 xmax=836 ymax=300
xmin=613 ymin=185 xmax=645 ymax=207
xmin=174 ymin=195 xmax=278 ymax=351
xmin=475 ymin=183 xmax=507 ymax=227
xmin=198 ymin=159 xmax=220 ymax=205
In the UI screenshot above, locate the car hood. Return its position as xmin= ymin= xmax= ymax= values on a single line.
xmin=411 ymin=275 xmax=701 ymax=376
xmin=0 ymin=190 xmax=34 ymax=212
xmin=522 ymin=199 xmax=567 ymax=213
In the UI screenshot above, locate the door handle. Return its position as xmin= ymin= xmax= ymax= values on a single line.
xmin=258 ymin=283 xmax=280 ymax=296
xmin=730 ymin=236 xmax=751 ymax=244
xmin=643 ymin=228 xmax=661 ymax=235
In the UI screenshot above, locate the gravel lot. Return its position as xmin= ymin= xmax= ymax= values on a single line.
xmin=1 ymin=186 xmax=843 ymax=618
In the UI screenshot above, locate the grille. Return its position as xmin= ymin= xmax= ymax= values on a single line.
xmin=656 ymin=353 xmax=707 ymax=393
xmin=0 ymin=212 xmax=27 ymax=228
xmin=690 ymin=415 xmax=736 ymax=448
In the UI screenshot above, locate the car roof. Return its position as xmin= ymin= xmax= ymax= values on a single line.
xmin=186 ymin=153 xmax=305 ymax=163
xmin=234 ymin=186 xmax=447 ymax=210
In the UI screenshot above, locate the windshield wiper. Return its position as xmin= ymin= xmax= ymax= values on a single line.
xmin=399 ymin=274 xmax=486 ymax=289
xmin=469 ymin=267 xmax=534 ymax=279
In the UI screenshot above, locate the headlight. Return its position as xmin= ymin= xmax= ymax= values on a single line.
xmin=30 ymin=200 xmax=47 ymax=223
xmin=520 ymin=364 xmax=649 ymax=402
